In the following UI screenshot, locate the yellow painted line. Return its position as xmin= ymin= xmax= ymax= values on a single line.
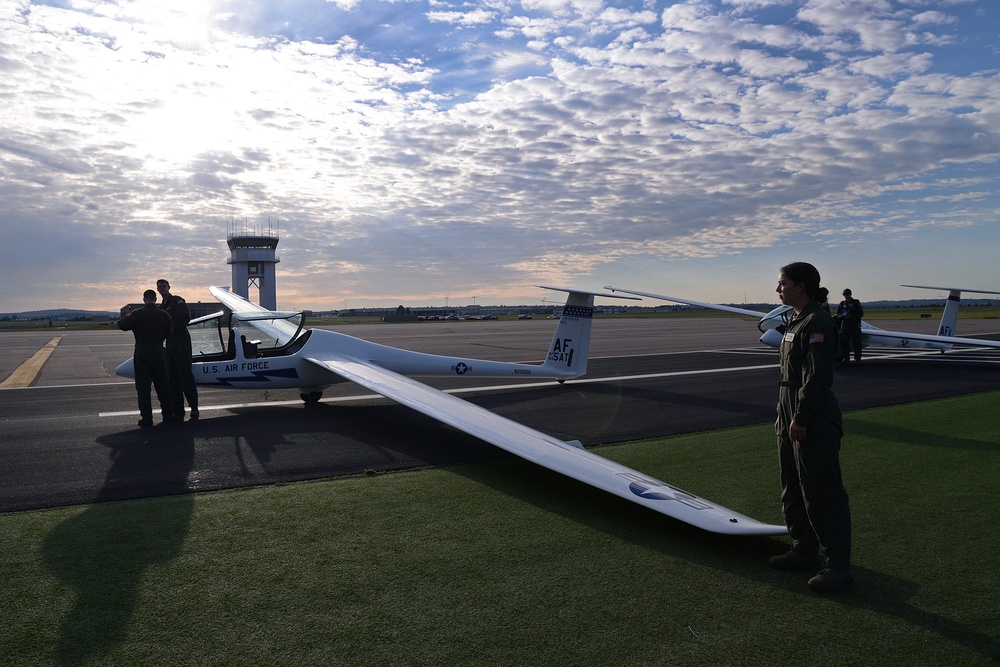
xmin=0 ymin=337 xmax=62 ymax=389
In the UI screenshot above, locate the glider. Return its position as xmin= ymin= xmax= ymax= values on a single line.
xmin=116 ymin=285 xmax=786 ymax=536
xmin=604 ymin=284 xmax=1000 ymax=353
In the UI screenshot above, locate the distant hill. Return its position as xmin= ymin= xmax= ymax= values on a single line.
xmin=2 ymin=296 xmax=996 ymax=321
xmin=837 ymin=298 xmax=998 ymax=309
xmin=0 ymin=309 xmax=117 ymax=321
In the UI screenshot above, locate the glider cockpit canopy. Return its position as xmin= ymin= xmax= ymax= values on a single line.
xmin=188 ymin=308 xmax=308 ymax=361
xmin=757 ymin=304 xmax=794 ymax=334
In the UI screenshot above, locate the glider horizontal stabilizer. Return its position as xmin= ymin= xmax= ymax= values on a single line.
xmin=901 ymin=285 xmax=1000 ymax=296
xmin=307 ymin=356 xmax=787 ymax=536
xmin=535 ymin=284 xmax=642 ymax=301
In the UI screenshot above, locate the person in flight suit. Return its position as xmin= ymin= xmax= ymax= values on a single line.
xmin=118 ymin=289 xmax=173 ymax=427
xmin=157 ymin=279 xmax=199 ymax=420
xmin=835 ymin=288 xmax=864 ymax=364
xmin=816 ymin=287 xmax=832 ymax=315
xmin=769 ymin=262 xmax=853 ymax=593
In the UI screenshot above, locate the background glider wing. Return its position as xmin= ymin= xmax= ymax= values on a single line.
xmin=860 ymin=326 xmax=1000 ymax=349
xmin=307 ymin=355 xmax=787 ymax=536
xmin=607 ymin=285 xmax=1000 ymax=350
xmin=603 ymin=286 xmax=766 ymax=318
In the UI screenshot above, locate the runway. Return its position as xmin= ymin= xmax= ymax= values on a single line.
xmin=2 ymin=317 xmax=999 ymax=513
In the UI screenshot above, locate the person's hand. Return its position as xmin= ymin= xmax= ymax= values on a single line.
xmin=789 ymin=421 xmax=807 ymax=443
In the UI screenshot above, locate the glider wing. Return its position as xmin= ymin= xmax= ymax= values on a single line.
xmin=307 ymin=355 xmax=787 ymax=536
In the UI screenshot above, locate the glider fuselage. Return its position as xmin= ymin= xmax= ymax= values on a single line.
xmin=190 ymin=327 xmax=575 ymax=392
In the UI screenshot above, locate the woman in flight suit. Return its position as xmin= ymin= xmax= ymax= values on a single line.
xmin=769 ymin=262 xmax=853 ymax=593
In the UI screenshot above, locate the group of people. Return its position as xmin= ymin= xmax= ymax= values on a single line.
xmin=818 ymin=287 xmax=866 ymax=364
xmin=115 ymin=265 xmax=855 ymax=593
xmin=117 ymin=279 xmax=199 ymax=427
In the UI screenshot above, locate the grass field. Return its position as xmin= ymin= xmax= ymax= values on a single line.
xmin=3 ymin=391 xmax=999 ymax=666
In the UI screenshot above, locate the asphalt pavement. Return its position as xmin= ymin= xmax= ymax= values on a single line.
xmin=2 ymin=318 xmax=999 ymax=512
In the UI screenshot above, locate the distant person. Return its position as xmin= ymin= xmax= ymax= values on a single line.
xmin=117 ymin=290 xmax=173 ymax=427
xmin=835 ymin=288 xmax=864 ymax=364
xmin=816 ymin=287 xmax=832 ymax=316
xmin=769 ymin=262 xmax=853 ymax=593
xmin=157 ymin=279 xmax=199 ymax=420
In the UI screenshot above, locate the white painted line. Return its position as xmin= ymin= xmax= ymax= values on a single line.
xmin=99 ymin=361 xmax=780 ymax=417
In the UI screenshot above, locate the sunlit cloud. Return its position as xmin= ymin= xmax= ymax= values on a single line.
xmin=1 ymin=0 xmax=998 ymax=311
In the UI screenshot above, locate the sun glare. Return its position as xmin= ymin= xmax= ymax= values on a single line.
xmin=98 ymin=0 xmax=242 ymax=166
xmin=119 ymin=0 xmax=220 ymax=48
xmin=123 ymin=94 xmax=241 ymax=168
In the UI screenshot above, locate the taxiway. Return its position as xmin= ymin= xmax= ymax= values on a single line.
xmin=2 ymin=317 xmax=998 ymax=512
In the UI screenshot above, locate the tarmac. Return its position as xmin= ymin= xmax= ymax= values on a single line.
xmin=2 ymin=317 xmax=999 ymax=513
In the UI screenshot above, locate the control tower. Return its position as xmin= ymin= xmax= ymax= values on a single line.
xmin=227 ymin=219 xmax=280 ymax=310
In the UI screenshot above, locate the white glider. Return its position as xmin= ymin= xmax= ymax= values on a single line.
xmin=604 ymin=284 xmax=1000 ymax=352
xmin=116 ymin=285 xmax=786 ymax=536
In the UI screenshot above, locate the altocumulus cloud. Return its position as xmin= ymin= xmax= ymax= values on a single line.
xmin=1 ymin=0 xmax=998 ymax=311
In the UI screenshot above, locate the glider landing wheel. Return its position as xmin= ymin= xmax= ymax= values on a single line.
xmin=300 ymin=391 xmax=323 ymax=403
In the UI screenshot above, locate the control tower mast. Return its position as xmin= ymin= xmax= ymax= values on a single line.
xmin=227 ymin=218 xmax=280 ymax=310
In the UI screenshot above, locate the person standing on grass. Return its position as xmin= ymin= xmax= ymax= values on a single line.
xmin=769 ymin=262 xmax=854 ymax=594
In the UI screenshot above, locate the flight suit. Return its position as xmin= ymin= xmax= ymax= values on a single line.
xmin=777 ymin=300 xmax=852 ymax=570
xmin=161 ymin=294 xmax=199 ymax=416
xmin=836 ymin=297 xmax=864 ymax=363
xmin=118 ymin=304 xmax=173 ymax=422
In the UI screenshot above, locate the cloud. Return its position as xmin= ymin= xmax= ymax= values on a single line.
xmin=912 ymin=10 xmax=957 ymax=27
xmin=427 ymin=8 xmax=495 ymax=26
xmin=1 ymin=0 xmax=999 ymax=311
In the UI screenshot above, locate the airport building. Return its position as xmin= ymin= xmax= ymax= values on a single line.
xmin=118 ymin=220 xmax=280 ymax=316
xmin=227 ymin=226 xmax=280 ymax=310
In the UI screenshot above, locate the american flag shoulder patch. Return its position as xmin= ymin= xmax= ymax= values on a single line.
xmin=809 ymin=333 xmax=825 ymax=344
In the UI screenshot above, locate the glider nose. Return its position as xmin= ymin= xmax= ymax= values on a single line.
xmin=115 ymin=357 xmax=136 ymax=379
xmin=759 ymin=328 xmax=785 ymax=349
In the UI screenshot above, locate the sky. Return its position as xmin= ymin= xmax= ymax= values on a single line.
xmin=1 ymin=0 xmax=998 ymax=312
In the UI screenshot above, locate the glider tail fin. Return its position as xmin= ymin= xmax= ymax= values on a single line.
xmin=541 ymin=291 xmax=595 ymax=378
xmin=901 ymin=285 xmax=1000 ymax=338
xmin=534 ymin=285 xmax=639 ymax=379
xmin=938 ymin=290 xmax=962 ymax=338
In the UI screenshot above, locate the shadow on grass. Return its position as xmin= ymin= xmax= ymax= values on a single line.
xmin=42 ymin=425 xmax=195 ymax=667
xmin=450 ymin=454 xmax=1000 ymax=662
xmin=758 ymin=563 xmax=1000 ymax=660
xmin=837 ymin=568 xmax=1000 ymax=662
xmin=844 ymin=416 xmax=998 ymax=453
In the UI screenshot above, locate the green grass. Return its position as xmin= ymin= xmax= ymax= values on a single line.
xmin=3 ymin=392 xmax=1000 ymax=666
